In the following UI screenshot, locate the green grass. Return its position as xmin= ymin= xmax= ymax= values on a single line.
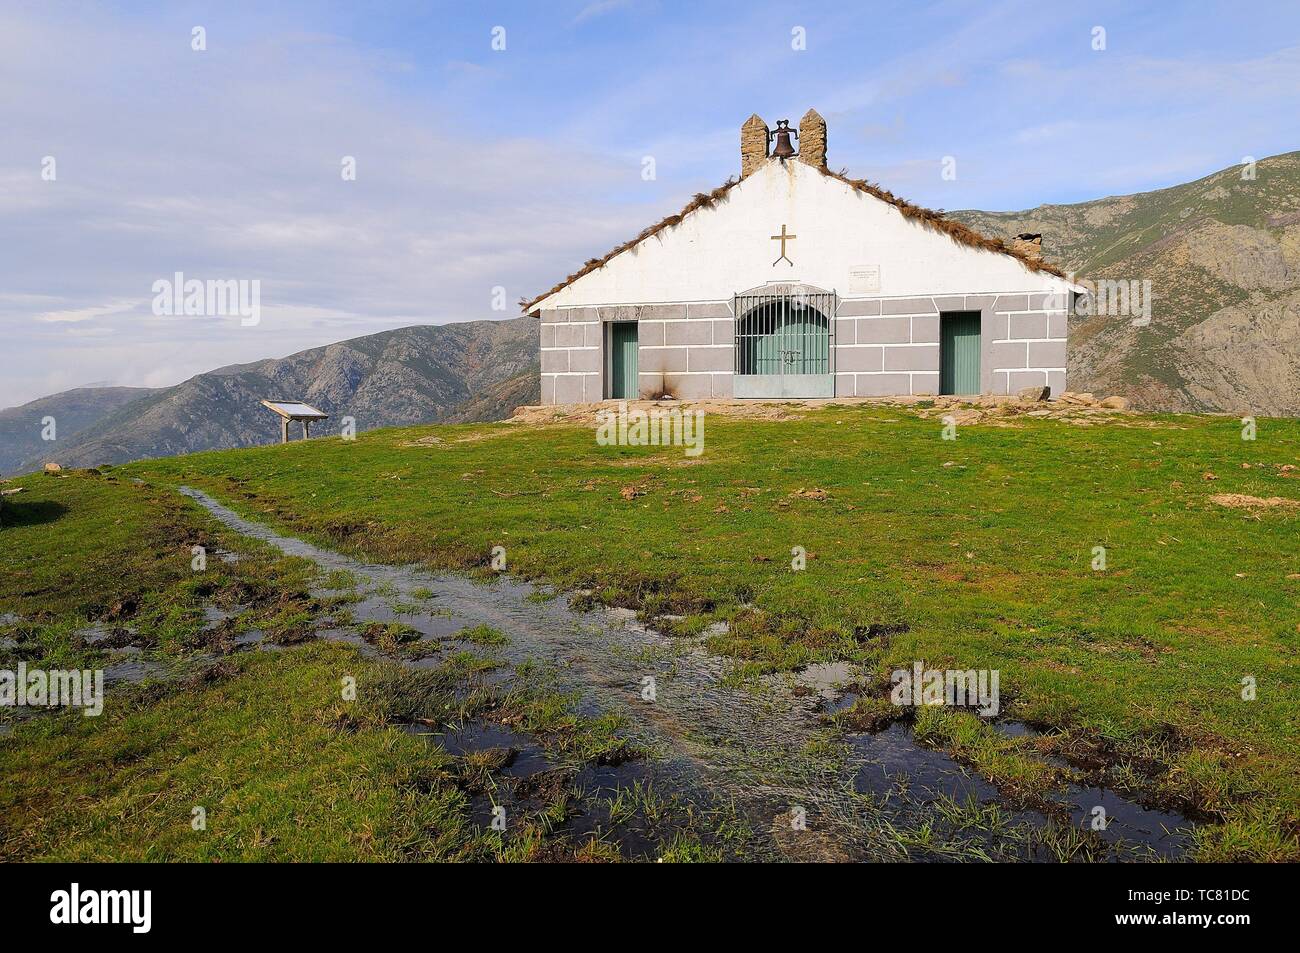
xmin=458 ymin=623 xmax=509 ymax=646
xmin=0 ymin=642 xmax=675 ymax=861
xmin=0 ymin=469 xmax=323 ymax=657
xmin=1 ymin=469 xmax=213 ymax=622
xmin=117 ymin=404 xmax=1300 ymax=859
xmin=0 ymin=643 xmax=479 ymax=861
xmin=355 ymin=620 xmax=423 ymax=653
xmin=0 ymin=470 xmax=744 ymax=860
xmin=321 ymin=568 xmax=360 ymax=591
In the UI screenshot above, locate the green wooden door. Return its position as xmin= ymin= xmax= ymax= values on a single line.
xmin=609 ymin=322 xmax=638 ymax=399
xmin=940 ymin=312 xmax=981 ymax=395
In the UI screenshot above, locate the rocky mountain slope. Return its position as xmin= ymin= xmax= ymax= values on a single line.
xmin=0 ymin=386 xmax=158 ymax=475
xmin=951 ymin=151 xmax=1300 ymax=413
xmin=7 ymin=317 xmax=538 ymax=472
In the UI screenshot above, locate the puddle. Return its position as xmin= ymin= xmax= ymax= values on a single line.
xmin=1066 ymin=785 xmax=1190 ymax=858
xmin=820 ymin=691 xmax=859 ymax=716
xmin=431 ymin=720 xmax=553 ymax=778
xmin=795 ymin=661 xmax=855 ymax=699
xmin=202 ymin=606 xmax=233 ymax=628
xmin=232 ymin=628 xmax=266 ymax=648
xmin=850 ymin=723 xmax=1003 ymax=805
xmin=0 ymin=654 xmax=168 ymax=737
xmin=103 ymin=655 xmax=171 ymax=685
xmin=410 ymin=716 xmax=682 ymax=858
xmin=567 ymin=759 xmax=681 ymax=860
xmin=81 ymin=624 xmax=114 ymax=645
xmin=346 ymin=596 xmax=465 ymax=639
xmin=176 ymin=485 xmax=1199 ymax=861
xmin=847 ymin=717 xmax=1193 ymax=859
xmin=992 ymin=720 xmax=1032 ymax=738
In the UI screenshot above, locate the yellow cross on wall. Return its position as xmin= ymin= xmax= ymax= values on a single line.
xmin=771 ymin=224 xmax=797 ymax=267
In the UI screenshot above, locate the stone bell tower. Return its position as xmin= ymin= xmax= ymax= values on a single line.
xmin=742 ymin=110 xmax=826 ymax=177
xmin=798 ymin=109 xmax=827 ymax=169
xmin=740 ymin=114 xmax=769 ymax=178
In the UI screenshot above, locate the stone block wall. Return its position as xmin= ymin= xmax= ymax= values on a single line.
xmin=539 ymin=307 xmax=602 ymax=403
xmin=540 ymin=302 xmax=736 ymax=403
xmin=633 ymin=303 xmax=734 ymax=399
xmin=831 ymin=293 xmax=1067 ymax=398
xmin=541 ymin=291 xmax=1067 ymax=404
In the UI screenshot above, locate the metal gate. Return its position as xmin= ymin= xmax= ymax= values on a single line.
xmin=733 ymin=289 xmax=836 ymax=398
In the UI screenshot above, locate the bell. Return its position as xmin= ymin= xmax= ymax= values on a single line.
xmin=770 ymin=119 xmax=797 ymax=158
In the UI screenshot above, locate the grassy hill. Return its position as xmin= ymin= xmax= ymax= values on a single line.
xmin=952 ymin=151 xmax=1300 ymax=414
xmin=3 ymin=402 xmax=1299 ymax=861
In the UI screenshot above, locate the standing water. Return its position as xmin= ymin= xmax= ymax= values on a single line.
xmin=177 ymin=486 xmax=1195 ymax=861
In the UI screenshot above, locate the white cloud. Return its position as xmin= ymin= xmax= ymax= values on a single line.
xmin=1014 ymin=121 xmax=1083 ymax=145
xmin=35 ymin=299 xmax=144 ymax=324
xmin=0 ymin=6 xmax=657 ymax=408
xmin=573 ymin=0 xmax=634 ymax=25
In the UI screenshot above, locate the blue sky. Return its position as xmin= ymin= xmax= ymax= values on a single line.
xmin=2 ymin=0 xmax=1299 ymax=407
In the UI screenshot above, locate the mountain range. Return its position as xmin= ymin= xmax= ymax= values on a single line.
xmin=3 ymin=151 xmax=1299 ymax=473
xmin=951 ymin=150 xmax=1300 ymax=414
xmin=0 ymin=318 xmax=538 ymax=475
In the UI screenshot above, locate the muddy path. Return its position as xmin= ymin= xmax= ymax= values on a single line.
xmin=178 ymin=486 xmax=1195 ymax=862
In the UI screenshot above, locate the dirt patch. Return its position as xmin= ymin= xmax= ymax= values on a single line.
xmin=510 ymin=399 xmax=807 ymax=426
xmin=1209 ymin=493 xmax=1300 ymax=510
xmin=509 ymin=394 xmax=1138 ymax=428
xmin=788 ymin=487 xmax=829 ymax=501
xmin=401 ymin=430 xmax=514 ymax=448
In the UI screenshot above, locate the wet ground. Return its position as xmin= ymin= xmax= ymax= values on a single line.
xmin=29 ymin=484 xmax=1193 ymax=861
xmin=178 ymin=485 xmax=1198 ymax=860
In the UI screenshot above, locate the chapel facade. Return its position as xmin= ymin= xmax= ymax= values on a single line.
xmin=527 ymin=110 xmax=1076 ymax=403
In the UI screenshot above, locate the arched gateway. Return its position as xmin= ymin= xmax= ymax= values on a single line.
xmin=733 ymin=284 xmax=836 ymax=398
